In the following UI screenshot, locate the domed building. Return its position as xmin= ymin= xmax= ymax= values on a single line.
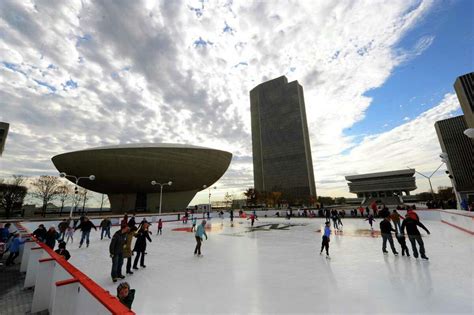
xmin=51 ymin=143 xmax=232 ymax=213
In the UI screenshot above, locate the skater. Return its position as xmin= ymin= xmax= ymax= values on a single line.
xmin=324 ymin=208 xmax=330 ymax=223
xmin=157 ymin=219 xmax=163 ymax=235
xmin=128 ymin=215 xmax=136 ymax=229
xmin=32 ymin=224 xmax=47 ymax=242
xmin=0 ymin=223 xmax=11 ymax=242
xmin=75 ymin=217 xmax=97 ymax=248
xmin=121 ymin=213 xmax=128 ymax=226
xmin=337 ymin=212 xmax=343 ymax=229
xmin=390 ymin=210 xmax=402 ymax=233
xmin=194 ymin=220 xmax=208 ymax=256
xmin=331 ymin=210 xmax=339 ymax=230
xmin=110 ymin=223 xmax=129 ymax=282
xmin=133 ymin=222 xmax=152 ymax=269
xmin=100 ymin=217 xmax=112 ymax=240
xmin=320 ymin=222 xmax=331 ymax=258
xmin=229 ymin=209 xmax=234 ymax=222
xmin=401 ymin=213 xmax=430 ymax=260
xmin=379 ymin=217 xmax=398 ymax=255
xmin=65 ymin=220 xmax=75 ymax=244
xmin=54 ymin=241 xmax=71 ymax=261
xmin=396 ymin=233 xmax=410 ymax=257
xmin=5 ymin=233 xmax=25 ymax=266
xmin=247 ymin=213 xmax=258 ymax=227
xmin=191 ymin=216 xmax=197 ymax=232
xmin=124 ymin=226 xmax=137 ymax=274
xmin=286 ymin=210 xmax=291 ymax=220
xmin=365 ymin=214 xmax=376 ymax=230
xmin=117 ymin=282 xmax=135 ymax=310
xmin=58 ymin=219 xmax=68 ymax=241
xmin=45 ymin=225 xmax=60 ymax=249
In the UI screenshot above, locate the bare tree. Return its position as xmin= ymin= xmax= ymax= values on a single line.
xmin=0 ymin=175 xmax=28 ymax=218
xmin=78 ymin=188 xmax=88 ymax=214
xmin=224 ymin=192 xmax=234 ymax=209
xmin=57 ymin=184 xmax=72 ymax=216
xmin=31 ymin=175 xmax=62 ymax=217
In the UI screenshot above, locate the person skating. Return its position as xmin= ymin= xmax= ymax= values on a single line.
xmin=320 ymin=222 xmax=331 ymax=258
xmin=157 ymin=219 xmax=163 ymax=235
xmin=133 ymin=222 xmax=152 ymax=269
xmin=58 ymin=219 xmax=68 ymax=241
xmin=331 ymin=210 xmax=339 ymax=230
xmin=5 ymin=233 xmax=25 ymax=266
xmin=194 ymin=220 xmax=208 ymax=256
xmin=128 ymin=215 xmax=136 ymax=229
xmin=32 ymin=224 xmax=47 ymax=242
xmin=110 ymin=223 xmax=129 ymax=282
xmin=100 ymin=217 xmax=112 ymax=240
xmin=229 ymin=209 xmax=234 ymax=223
xmin=0 ymin=223 xmax=11 ymax=243
xmin=390 ymin=210 xmax=402 ymax=233
xmin=380 ymin=217 xmax=398 ymax=255
xmin=54 ymin=241 xmax=71 ymax=261
xmin=117 ymin=282 xmax=135 ymax=310
xmin=65 ymin=220 xmax=75 ymax=244
xmin=401 ymin=213 xmax=430 ymax=260
xmin=365 ymin=214 xmax=376 ymax=230
xmin=191 ymin=216 xmax=197 ymax=232
xmin=124 ymin=226 xmax=137 ymax=274
xmin=396 ymin=233 xmax=410 ymax=257
xmin=337 ymin=213 xmax=343 ymax=230
xmin=45 ymin=225 xmax=60 ymax=249
xmin=75 ymin=217 xmax=97 ymax=248
xmin=247 ymin=213 xmax=258 ymax=227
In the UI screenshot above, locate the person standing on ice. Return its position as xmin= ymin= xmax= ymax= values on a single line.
xmin=100 ymin=217 xmax=112 ymax=240
xmin=194 ymin=220 xmax=208 ymax=256
xmin=401 ymin=212 xmax=430 ymax=260
xmin=124 ymin=226 xmax=137 ymax=274
xmin=365 ymin=214 xmax=375 ymax=230
xmin=133 ymin=222 xmax=152 ymax=269
xmin=390 ymin=210 xmax=402 ymax=233
xmin=379 ymin=217 xmax=398 ymax=255
xmin=157 ymin=218 xmax=163 ymax=235
xmin=110 ymin=223 xmax=129 ymax=282
xmin=191 ymin=216 xmax=197 ymax=232
xmin=247 ymin=213 xmax=257 ymax=227
xmin=229 ymin=209 xmax=234 ymax=223
xmin=45 ymin=225 xmax=60 ymax=249
xmin=320 ymin=221 xmax=331 ymax=258
xmin=75 ymin=216 xmax=97 ymax=248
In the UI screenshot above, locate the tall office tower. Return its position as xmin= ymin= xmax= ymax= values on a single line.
xmin=435 ymin=116 xmax=474 ymax=204
xmin=454 ymin=72 xmax=474 ymax=129
xmin=0 ymin=122 xmax=9 ymax=156
xmin=250 ymin=76 xmax=316 ymax=204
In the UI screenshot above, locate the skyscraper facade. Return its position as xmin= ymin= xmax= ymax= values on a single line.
xmin=0 ymin=122 xmax=9 ymax=156
xmin=435 ymin=116 xmax=474 ymax=204
xmin=454 ymin=72 xmax=474 ymax=129
xmin=250 ymin=76 xmax=316 ymax=204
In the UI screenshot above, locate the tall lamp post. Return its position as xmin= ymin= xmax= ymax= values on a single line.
xmin=407 ymin=164 xmax=443 ymax=199
xmin=151 ymin=180 xmax=172 ymax=215
xmin=59 ymin=172 xmax=95 ymax=218
xmin=440 ymin=153 xmax=461 ymax=210
xmin=202 ymin=185 xmax=216 ymax=213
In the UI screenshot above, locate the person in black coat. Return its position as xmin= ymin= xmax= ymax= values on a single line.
xmin=380 ymin=217 xmax=398 ymax=255
xmin=133 ymin=223 xmax=152 ymax=269
xmin=117 ymin=282 xmax=135 ymax=310
xmin=54 ymin=241 xmax=71 ymax=260
xmin=75 ymin=217 xmax=97 ymax=248
xmin=45 ymin=226 xmax=60 ymax=249
xmin=32 ymin=224 xmax=47 ymax=242
xmin=110 ymin=224 xmax=129 ymax=282
xmin=401 ymin=214 xmax=430 ymax=260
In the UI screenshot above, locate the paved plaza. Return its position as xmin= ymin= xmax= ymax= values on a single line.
xmin=22 ymin=216 xmax=473 ymax=314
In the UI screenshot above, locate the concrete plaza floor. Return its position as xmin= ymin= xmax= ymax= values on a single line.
xmin=23 ymin=217 xmax=473 ymax=314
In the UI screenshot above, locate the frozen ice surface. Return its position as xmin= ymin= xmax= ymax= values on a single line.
xmin=23 ymin=217 xmax=473 ymax=314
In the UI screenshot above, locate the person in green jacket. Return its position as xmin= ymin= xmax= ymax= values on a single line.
xmin=117 ymin=282 xmax=135 ymax=310
xmin=194 ymin=220 xmax=208 ymax=256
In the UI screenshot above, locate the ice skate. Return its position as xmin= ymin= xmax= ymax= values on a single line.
xmin=421 ymin=255 xmax=429 ymax=260
xmin=326 ymin=255 xmax=330 ymax=259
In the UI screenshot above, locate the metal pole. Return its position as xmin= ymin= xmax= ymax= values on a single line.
xmin=69 ymin=178 xmax=78 ymax=218
xmin=159 ymin=184 xmax=163 ymax=215
xmin=428 ymin=178 xmax=434 ymax=199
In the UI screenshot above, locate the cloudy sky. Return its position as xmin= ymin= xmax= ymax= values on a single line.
xmin=0 ymin=0 xmax=472 ymax=207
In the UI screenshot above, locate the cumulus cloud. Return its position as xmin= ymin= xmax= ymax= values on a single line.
xmin=0 ymin=0 xmax=450 ymax=205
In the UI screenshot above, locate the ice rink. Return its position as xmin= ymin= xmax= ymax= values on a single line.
xmin=23 ymin=216 xmax=473 ymax=314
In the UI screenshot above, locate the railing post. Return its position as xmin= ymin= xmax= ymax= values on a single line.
xmin=31 ymin=258 xmax=55 ymax=313
xmin=24 ymin=247 xmax=44 ymax=288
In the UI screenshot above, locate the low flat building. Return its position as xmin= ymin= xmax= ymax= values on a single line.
xmin=345 ymin=169 xmax=417 ymax=205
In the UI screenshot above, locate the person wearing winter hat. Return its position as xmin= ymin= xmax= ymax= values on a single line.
xmin=194 ymin=220 xmax=208 ymax=256
xmin=54 ymin=241 xmax=71 ymax=261
xmin=45 ymin=225 xmax=60 ymax=249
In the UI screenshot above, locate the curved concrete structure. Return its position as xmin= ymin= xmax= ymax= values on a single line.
xmin=51 ymin=143 xmax=232 ymax=213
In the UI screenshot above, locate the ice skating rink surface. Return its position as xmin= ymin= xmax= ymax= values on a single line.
xmin=24 ymin=217 xmax=473 ymax=314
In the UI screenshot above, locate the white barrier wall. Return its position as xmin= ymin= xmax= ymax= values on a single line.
xmin=440 ymin=211 xmax=474 ymax=234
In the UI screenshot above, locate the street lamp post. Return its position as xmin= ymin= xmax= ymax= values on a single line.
xmin=407 ymin=164 xmax=443 ymax=199
xmin=202 ymin=185 xmax=216 ymax=213
xmin=59 ymin=172 xmax=95 ymax=218
xmin=440 ymin=153 xmax=461 ymax=210
xmin=151 ymin=180 xmax=173 ymax=215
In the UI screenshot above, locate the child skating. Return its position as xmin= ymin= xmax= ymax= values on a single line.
xmin=157 ymin=219 xmax=162 ymax=235
xmin=320 ymin=222 xmax=331 ymax=258
xmin=365 ymin=214 xmax=375 ymax=230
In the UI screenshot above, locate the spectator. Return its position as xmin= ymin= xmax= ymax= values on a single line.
xmin=0 ymin=223 xmax=11 ymax=242
xmin=5 ymin=233 xmax=26 ymax=266
xmin=117 ymin=282 xmax=135 ymax=310
xmin=110 ymin=223 xmax=129 ymax=282
xmin=45 ymin=225 xmax=60 ymax=249
xmin=32 ymin=224 xmax=47 ymax=242
xmin=54 ymin=241 xmax=71 ymax=261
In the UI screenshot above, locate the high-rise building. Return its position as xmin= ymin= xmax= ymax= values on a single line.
xmin=435 ymin=116 xmax=474 ymax=204
xmin=0 ymin=122 xmax=9 ymax=156
xmin=250 ymin=76 xmax=316 ymax=204
xmin=454 ymin=72 xmax=474 ymax=129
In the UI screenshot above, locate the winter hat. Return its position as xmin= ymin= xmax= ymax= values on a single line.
xmin=58 ymin=241 xmax=66 ymax=249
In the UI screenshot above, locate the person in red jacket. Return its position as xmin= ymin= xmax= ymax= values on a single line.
xmin=247 ymin=213 xmax=258 ymax=227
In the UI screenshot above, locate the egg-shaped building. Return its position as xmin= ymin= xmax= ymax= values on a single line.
xmin=51 ymin=143 xmax=232 ymax=213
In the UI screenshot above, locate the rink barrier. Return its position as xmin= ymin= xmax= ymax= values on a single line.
xmin=15 ymin=222 xmax=135 ymax=315
xmin=439 ymin=210 xmax=474 ymax=235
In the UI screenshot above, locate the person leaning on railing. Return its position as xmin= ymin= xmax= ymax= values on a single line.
xmin=117 ymin=282 xmax=135 ymax=310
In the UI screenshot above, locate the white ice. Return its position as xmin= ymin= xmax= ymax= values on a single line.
xmin=23 ymin=216 xmax=473 ymax=314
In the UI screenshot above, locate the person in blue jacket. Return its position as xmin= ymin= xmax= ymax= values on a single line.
xmin=6 ymin=233 xmax=26 ymax=266
xmin=320 ymin=221 xmax=331 ymax=258
xmin=194 ymin=220 xmax=208 ymax=256
xmin=0 ymin=223 xmax=11 ymax=242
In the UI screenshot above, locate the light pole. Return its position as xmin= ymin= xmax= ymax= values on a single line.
xmin=151 ymin=180 xmax=173 ymax=215
xmin=59 ymin=172 xmax=95 ymax=218
xmin=202 ymin=185 xmax=216 ymax=213
xmin=406 ymin=164 xmax=443 ymax=199
xmin=440 ymin=153 xmax=461 ymax=210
